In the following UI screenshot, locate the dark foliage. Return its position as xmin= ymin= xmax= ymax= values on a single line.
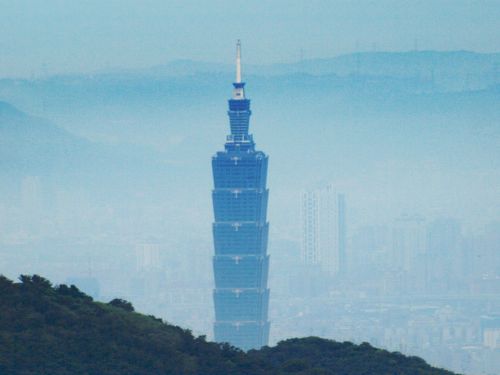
xmin=108 ymin=298 xmax=135 ymax=312
xmin=0 ymin=275 xmax=459 ymax=375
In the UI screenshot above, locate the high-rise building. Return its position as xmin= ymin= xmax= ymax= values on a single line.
xmin=350 ymin=225 xmax=389 ymax=279
xmin=426 ymin=218 xmax=462 ymax=292
xmin=391 ymin=214 xmax=426 ymax=293
xmin=481 ymin=315 xmax=500 ymax=349
xmin=136 ymin=243 xmax=161 ymax=272
xmin=211 ymin=41 xmax=270 ymax=350
xmin=301 ymin=186 xmax=346 ymax=276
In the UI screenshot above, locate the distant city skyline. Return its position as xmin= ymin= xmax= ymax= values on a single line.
xmin=0 ymin=0 xmax=499 ymax=77
xmin=0 ymin=2 xmax=498 ymax=372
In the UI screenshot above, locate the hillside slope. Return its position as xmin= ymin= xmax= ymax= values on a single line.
xmin=0 ymin=275 xmax=458 ymax=375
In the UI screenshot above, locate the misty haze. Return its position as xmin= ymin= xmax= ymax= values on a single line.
xmin=0 ymin=1 xmax=499 ymax=374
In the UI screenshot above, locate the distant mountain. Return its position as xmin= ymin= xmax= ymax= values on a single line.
xmin=259 ymin=51 xmax=500 ymax=76
xmin=0 ymin=100 xmax=75 ymax=141
xmin=95 ymin=50 xmax=499 ymax=92
xmin=0 ymin=52 xmax=498 ymax=231
xmin=100 ymin=59 xmax=233 ymax=77
xmin=0 ymin=51 xmax=498 ymax=122
xmin=0 ymin=100 xmax=182 ymax=199
xmin=0 ymin=274 xmax=458 ymax=375
xmin=0 ymin=100 xmax=88 ymax=176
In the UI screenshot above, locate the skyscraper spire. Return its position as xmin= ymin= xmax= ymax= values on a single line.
xmin=236 ymin=39 xmax=242 ymax=83
xmin=211 ymin=42 xmax=270 ymax=350
xmin=232 ymin=40 xmax=245 ymax=101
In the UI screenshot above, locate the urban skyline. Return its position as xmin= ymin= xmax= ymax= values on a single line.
xmin=0 ymin=10 xmax=498 ymax=371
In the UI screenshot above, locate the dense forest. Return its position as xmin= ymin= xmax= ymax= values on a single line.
xmin=0 ymin=275 xmax=458 ymax=375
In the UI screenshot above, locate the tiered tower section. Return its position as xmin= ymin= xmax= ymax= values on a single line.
xmin=211 ymin=41 xmax=270 ymax=350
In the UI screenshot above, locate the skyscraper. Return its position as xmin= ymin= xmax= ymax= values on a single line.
xmin=211 ymin=41 xmax=270 ymax=350
xmin=426 ymin=218 xmax=462 ymax=292
xmin=391 ymin=214 xmax=426 ymax=293
xmin=301 ymin=186 xmax=346 ymax=276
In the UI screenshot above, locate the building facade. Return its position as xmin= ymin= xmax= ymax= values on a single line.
xmin=391 ymin=214 xmax=427 ymax=293
xmin=301 ymin=186 xmax=346 ymax=276
xmin=211 ymin=41 xmax=270 ymax=350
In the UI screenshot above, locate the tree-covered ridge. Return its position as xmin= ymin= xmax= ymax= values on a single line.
xmin=0 ymin=275 xmax=458 ymax=375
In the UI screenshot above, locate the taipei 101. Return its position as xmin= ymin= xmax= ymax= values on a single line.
xmin=0 ymin=2 xmax=498 ymax=374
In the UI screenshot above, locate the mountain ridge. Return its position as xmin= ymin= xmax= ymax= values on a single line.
xmin=92 ymin=50 xmax=500 ymax=78
xmin=0 ymin=274 xmax=459 ymax=375
xmin=3 ymin=50 xmax=498 ymax=81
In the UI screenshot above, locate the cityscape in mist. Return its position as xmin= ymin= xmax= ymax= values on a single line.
xmin=0 ymin=1 xmax=499 ymax=374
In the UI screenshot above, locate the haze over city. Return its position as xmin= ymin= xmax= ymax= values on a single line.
xmin=0 ymin=1 xmax=499 ymax=374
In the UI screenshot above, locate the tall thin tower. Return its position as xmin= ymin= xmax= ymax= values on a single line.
xmin=211 ymin=40 xmax=270 ymax=350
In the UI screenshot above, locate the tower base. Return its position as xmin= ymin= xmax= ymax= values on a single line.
xmin=214 ymin=321 xmax=270 ymax=351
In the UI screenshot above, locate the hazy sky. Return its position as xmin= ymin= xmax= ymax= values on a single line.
xmin=0 ymin=0 xmax=499 ymax=77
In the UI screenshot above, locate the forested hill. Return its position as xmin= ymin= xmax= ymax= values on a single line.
xmin=0 ymin=275 xmax=458 ymax=375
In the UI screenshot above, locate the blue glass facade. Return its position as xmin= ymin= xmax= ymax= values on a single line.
xmin=211 ymin=64 xmax=270 ymax=350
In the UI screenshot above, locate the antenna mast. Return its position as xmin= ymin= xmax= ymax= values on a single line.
xmin=236 ymin=40 xmax=242 ymax=83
